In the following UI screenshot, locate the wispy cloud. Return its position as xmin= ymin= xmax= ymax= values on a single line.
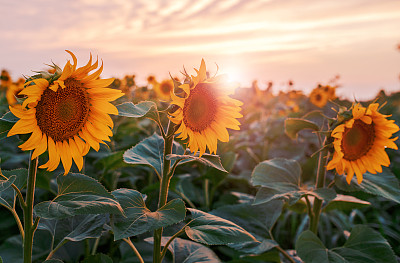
xmin=1 ymin=0 xmax=399 ymax=99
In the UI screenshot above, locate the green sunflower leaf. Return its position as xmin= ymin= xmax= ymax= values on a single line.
xmin=211 ymin=200 xmax=283 ymax=254
xmin=34 ymin=173 xmax=123 ymax=219
xmin=251 ymin=158 xmax=336 ymax=205
xmin=185 ymin=208 xmax=257 ymax=245
xmin=285 ymin=118 xmax=320 ymax=139
xmin=123 ymin=133 xmax=183 ymax=177
xmin=166 ymin=153 xmax=227 ymax=173
xmin=145 ymin=237 xmax=221 ymax=263
xmin=296 ymin=225 xmax=397 ymax=263
xmin=0 ymin=169 xmax=28 ymax=210
xmin=0 ymin=111 xmax=18 ymax=140
xmin=323 ymin=194 xmax=370 ymax=212
xmin=251 ymin=158 xmax=301 ymax=188
xmin=335 ymin=168 xmax=400 ymax=204
xmin=111 ymin=188 xmax=186 ymax=240
xmin=116 ymin=101 xmax=160 ymax=125
xmin=37 ymin=214 xmax=108 ymax=253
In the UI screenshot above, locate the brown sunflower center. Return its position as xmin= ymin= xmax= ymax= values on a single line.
xmin=341 ymin=119 xmax=375 ymax=161
xmin=161 ymin=83 xmax=172 ymax=95
xmin=182 ymin=83 xmax=217 ymax=132
xmin=315 ymin=94 xmax=322 ymax=101
xmin=35 ymin=78 xmax=90 ymax=142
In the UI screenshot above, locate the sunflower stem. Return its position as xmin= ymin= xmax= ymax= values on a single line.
xmin=204 ymin=179 xmax=210 ymax=210
xmin=23 ymin=152 xmax=39 ymax=263
xmin=309 ymin=140 xmax=329 ymax=234
xmin=123 ymin=238 xmax=144 ymax=263
xmin=153 ymin=121 xmax=175 ymax=263
xmin=46 ymin=239 xmax=69 ymax=260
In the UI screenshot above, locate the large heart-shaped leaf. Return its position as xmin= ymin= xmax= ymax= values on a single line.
xmin=251 ymin=158 xmax=336 ymax=205
xmin=34 ymin=173 xmax=123 ymax=219
xmin=185 ymin=209 xmax=257 ymax=245
xmin=111 ymin=188 xmax=186 ymax=240
xmin=296 ymin=225 xmax=397 ymax=263
xmin=38 ymin=214 xmax=108 ymax=253
xmin=335 ymin=169 xmax=400 ymax=204
xmin=0 ymin=169 xmax=28 ymax=209
xmin=123 ymin=133 xmax=183 ymax=177
xmin=251 ymin=158 xmax=301 ymax=188
xmin=211 ymin=200 xmax=282 ymax=254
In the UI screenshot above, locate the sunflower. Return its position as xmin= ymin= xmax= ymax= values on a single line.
xmin=321 ymin=85 xmax=337 ymax=100
xmin=1 ymin=69 xmax=12 ymax=90
xmin=6 ymin=78 xmax=25 ymax=105
xmin=169 ymin=59 xmax=242 ymax=156
xmin=7 ymin=50 xmax=124 ymax=174
xmin=309 ymin=87 xmax=328 ymax=108
xmin=147 ymin=75 xmax=157 ymax=85
xmin=327 ymin=103 xmax=399 ymax=184
xmin=154 ymin=79 xmax=174 ymax=101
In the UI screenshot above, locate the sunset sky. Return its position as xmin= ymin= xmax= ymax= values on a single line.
xmin=1 ymin=0 xmax=400 ymax=99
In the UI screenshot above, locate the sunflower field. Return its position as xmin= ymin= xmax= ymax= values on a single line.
xmin=0 ymin=51 xmax=399 ymax=263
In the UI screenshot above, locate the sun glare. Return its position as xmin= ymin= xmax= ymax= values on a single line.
xmin=220 ymin=66 xmax=244 ymax=90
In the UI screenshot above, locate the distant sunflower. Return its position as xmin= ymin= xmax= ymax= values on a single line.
xmin=147 ymin=75 xmax=157 ymax=85
xmin=6 ymin=83 xmax=24 ymax=106
xmin=169 ymin=59 xmax=242 ymax=156
xmin=7 ymin=50 xmax=124 ymax=174
xmin=327 ymin=103 xmax=399 ymax=184
xmin=154 ymin=79 xmax=174 ymax=101
xmin=6 ymin=78 xmax=25 ymax=106
xmin=309 ymin=87 xmax=328 ymax=108
xmin=321 ymin=85 xmax=337 ymax=100
xmin=1 ymin=69 xmax=12 ymax=89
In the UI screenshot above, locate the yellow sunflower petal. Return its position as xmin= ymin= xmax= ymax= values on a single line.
xmin=85 ymin=78 xmax=114 ymax=89
xmin=8 ymin=118 xmax=37 ymax=136
xmin=31 ymin=134 xmax=48 ymax=159
xmin=69 ymin=138 xmax=84 ymax=171
xmin=9 ymin=106 xmax=35 ymax=119
xmin=59 ymin=140 xmax=73 ymax=175
xmin=19 ymin=126 xmax=42 ymax=151
xmin=90 ymin=100 xmax=118 ymax=115
xmin=87 ymin=87 xmax=123 ymax=101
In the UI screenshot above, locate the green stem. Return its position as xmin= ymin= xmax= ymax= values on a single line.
xmin=309 ymin=142 xmax=329 ymax=234
xmin=8 ymin=206 xmax=24 ymax=240
xmin=276 ymin=245 xmax=296 ymax=263
xmin=159 ymin=227 xmax=185 ymax=261
xmin=123 ymin=238 xmax=144 ymax=263
xmin=304 ymin=195 xmax=313 ymax=224
xmin=153 ymin=121 xmax=175 ymax=263
xmin=46 ymin=240 xmax=69 ymax=260
xmin=91 ymin=237 xmax=101 ymax=255
xmin=85 ymin=239 xmax=90 ymax=257
xmin=204 ymin=179 xmax=210 ymax=210
xmin=23 ymin=152 xmax=39 ymax=263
